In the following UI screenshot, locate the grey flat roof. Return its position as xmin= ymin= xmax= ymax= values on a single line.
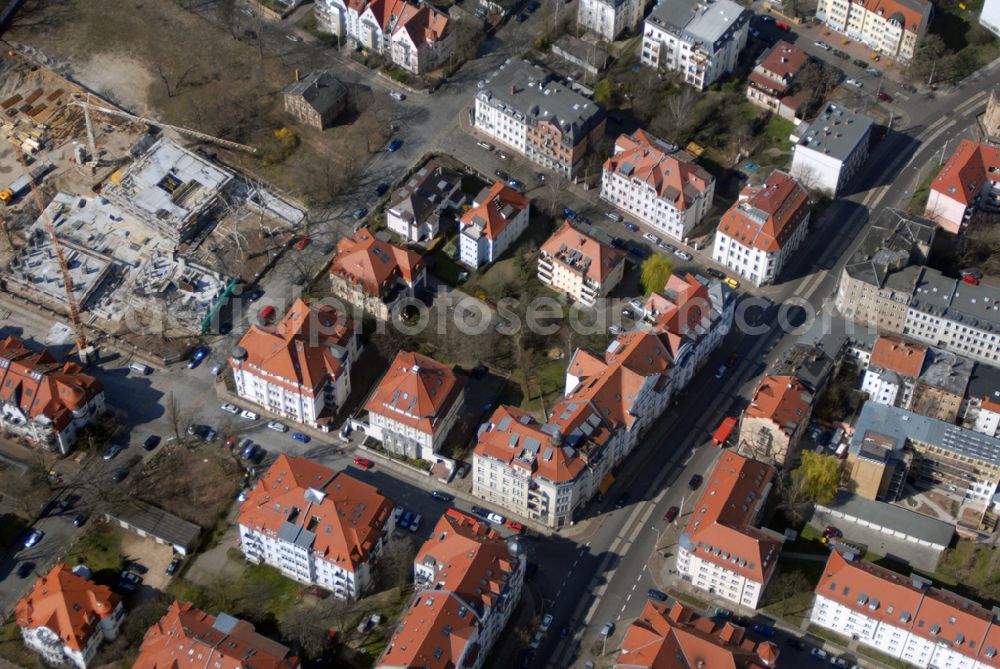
xmin=967 ymin=363 xmax=1000 ymax=403
xmin=849 ymin=401 xmax=1000 ymax=464
xmin=478 ymin=58 xmax=604 ymax=142
xmin=797 ymin=103 xmax=873 ymax=162
xmin=920 ymin=348 xmax=973 ymax=396
xmin=798 ymin=313 xmax=879 ymax=354
xmin=649 ymin=0 xmax=749 ymax=45
xmin=843 ymin=208 xmax=936 ymax=287
xmin=818 ymin=492 xmax=954 ymax=548
xmin=107 ymin=499 xmax=201 ymax=549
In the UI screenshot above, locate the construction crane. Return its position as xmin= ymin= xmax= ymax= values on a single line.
xmin=82 ymin=94 xmax=98 ymax=164
xmin=11 ymin=141 xmax=92 ymax=360
xmin=71 ymin=100 xmax=259 ymax=155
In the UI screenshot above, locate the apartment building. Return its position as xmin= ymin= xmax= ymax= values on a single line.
xmin=816 ymin=0 xmax=930 ymax=63
xmin=473 ymin=58 xmax=606 ymax=177
xmin=538 ymin=220 xmax=626 ymax=307
xmin=230 ymin=299 xmax=358 ymax=431
xmin=329 ymin=227 xmax=427 ymax=321
xmin=0 ymin=336 xmax=104 ymax=454
xmin=578 ymin=0 xmax=644 ymax=40
xmin=924 ymin=140 xmax=1000 ymax=234
xmin=377 ymin=512 xmax=524 ymax=669
xmin=601 ymin=129 xmax=715 ymax=242
xmin=237 ymin=454 xmax=396 ymax=600
xmin=617 ymin=601 xmax=780 ymax=668
xmin=134 ymin=601 xmax=300 ymax=669
xmin=16 ymin=564 xmax=123 ymax=669
xmin=713 ymin=170 xmax=811 ymax=286
xmin=316 ymin=0 xmax=452 ymax=74
xmin=459 ymin=181 xmax=531 ymax=268
xmin=745 ymin=41 xmax=809 ymax=121
xmin=386 ymin=160 xmax=466 ymax=242
xmin=641 ymin=0 xmax=750 ymax=90
xmin=790 ymin=103 xmax=873 ymax=195
xmin=846 ymin=401 xmax=1000 ymax=532
xmin=738 ymin=375 xmax=814 ymax=467
xmin=475 ymin=273 xmax=735 ymax=528
xmin=861 ymin=335 xmax=972 ymax=422
xmin=811 ymin=550 xmax=1000 ymax=669
xmin=363 ymin=350 xmax=465 ymax=461
xmin=677 ymin=451 xmax=783 ymax=610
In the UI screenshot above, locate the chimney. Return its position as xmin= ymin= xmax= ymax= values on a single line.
xmin=295 ymin=68 xmax=301 ymax=82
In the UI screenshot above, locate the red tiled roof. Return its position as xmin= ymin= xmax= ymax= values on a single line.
xmin=394 ymin=1 xmax=449 ymax=44
xmin=859 ymin=0 xmax=929 ymax=32
xmin=230 ymin=298 xmax=355 ymax=396
xmin=460 ymin=182 xmax=530 ymax=241
xmin=616 ymin=600 xmax=779 ymax=669
xmin=930 ymin=140 xmax=1000 ymax=207
xmin=717 ymin=171 xmax=811 ymax=253
xmin=0 ymin=336 xmax=102 ymax=434
xmin=744 ymin=375 xmax=813 ymax=437
xmin=379 ymin=513 xmax=519 ymax=669
xmin=134 ymin=601 xmax=299 ymax=669
xmin=330 ymin=226 xmax=424 ymax=297
xmin=15 ymin=564 xmax=120 ymax=652
xmin=541 ymin=220 xmax=625 ymax=284
xmin=605 ymin=130 xmax=712 ymax=210
xmin=755 ymin=41 xmax=809 ymax=84
xmin=475 ymin=405 xmax=588 ymax=483
xmin=364 ymin=350 xmax=464 ymax=438
xmin=644 ymin=273 xmax=712 ymax=340
xmin=237 ymin=454 xmax=394 ymax=573
xmin=682 ymin=451 xmax=782 ymax=583
xmin=869 ymin=335 xmax=927 ymax=378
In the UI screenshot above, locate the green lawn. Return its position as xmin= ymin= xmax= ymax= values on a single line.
xmin=909 ymin=170 xmax=937 ymax=215
xmin=807 ymin=624 xmax=851 ymax=647
xmin=857 ymin=646 xmax=910 ymax=669
xmin=66 ymin=523 xmax=125 ymax=573
xmin=928 ymin=0 xmax=1000 ymax=80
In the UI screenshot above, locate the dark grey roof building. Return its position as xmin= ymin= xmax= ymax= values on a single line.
xmin=282 ymin=70 xmax=348 ymax=130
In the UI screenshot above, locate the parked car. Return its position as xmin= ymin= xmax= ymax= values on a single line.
xmin=714 ymin=366 xmax=727 ymax=379
xmin=600 ymin=622 xmax=615 ymax=637
xmin=507 ymin=178 xmax=524 ymax=190
xmin=664 ymin=506 xmax=679 ymax=522
xmin=409 ymin=514 xmax=422 ymax=531
xmin=824 ymin=525 xmax=843 ymax=538
xmin=24 ymin=529 xmax=44 ymax=548
xmin=845 ymin=78 xmax=863 ymax=88
xmin=118 ymin=571 xmax=142 ymax=592
xmin=647 ymin=589 xmax=668 ymax=602
xmin=688 ymin=474 xmax=703 ymax=490
xmin=240 ymin=409 xmax=260 ymax=420
xmin=506 ymin=520 xmax=525 ymax=533
xmin=143 ymin=435 xmax=161 ymax=451
xmin=830 ymin=658 xmax=849 ymax=668
xmin=291 ymin=431 xmax=310 ymax=443
xmin=166 ymin=558 xmax=182 ymax=576
xmin=494 ymin=169 xmax=510 ymax=181
xmin=220 ymin=403 xmax=239 ymax=415
xmin=642 ymin=232 xmax=661 ymax=245
xmin=866 ymin=67 xmax=881 ymax=76
xmin=267 ymin=421 xmax=288 ymax=433
xmin=112 ymin=467 xmax=129 ymax=483
xmin=471 ymin=505 xmax=490 ymax=518
xmin=431 ymin=490 xmax=455 ymax=502
xmin=540 ymin=614 xmax=554 ymax=632
xmin=386 ymin=139 xmax=404 ymax=152
xmin=354 ymin=457 xmax=373 ymax=470
xmin=487 ymin=512 xmax=505 ymax=524
xmin=853 ymin=57 xmax=868 ymax=67
xmin=286 ymin=33 xmax=303 ymax=42
xmin=623 ymin=221 xmax=639 ymax=232
xmin=126 ymin=560 xmax=148 ymax=575
xmin=399 ymin=511 xmax=413 ymax=530
xmin=814 ymin=40 xmax=831 ymax=50
xmin=673 ymin=248 xmax=692 ymax=261
xmin=352 ymin=207 xmax=368 ymax=219
xmin=496 ymin=151 xmax=510 ymax=160
xmin=16 ymin=562 xmax=34 ymax=578
xmin=375 ymin=182 xmax=389 ymax=196
xmin=72 ymin=514 xmax=87 ymax=527
xmin=833 ymin=49 xmax=849 ymax=60
xmin=878 ymin=90 xmax=893 ymax=102
xmin=529 ymin=631 xmax=545 ymax=649
xmin=614 ymin=493 xmax=630 ymax=508
xmin=389 ymin=90 xmax=406 ymax=101
xmin=210 ymin=362 xmax=224 ymax=376
xmin=706 ymin=268 xmax=725 ymax=279
xmin=188 ymin=346 xmax=210 ymax=368
xmin=786 ymin=637 xmax=805 ymax=650
xmin=476 ymin=141 xmax=495 ymax=150
xmin=752 ymin=624 xmax=776 ymax=637
xmin=605 ymin=211 xmax=623 ymax=222
xmin=258 ymin=305 xmax=276 ymax=321
xmin=725 ymin=277 xmax=740 ymax=289
xmin=295 ymin=236 xmax=311 ymax=251
xmin=102 ymin=443 xmax=124 ymax=460
xmin=811 ymin=649 xmax=828 ymax=660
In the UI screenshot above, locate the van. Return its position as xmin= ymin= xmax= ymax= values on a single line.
xmin=129 ymin=362 xmax=152 ymax=375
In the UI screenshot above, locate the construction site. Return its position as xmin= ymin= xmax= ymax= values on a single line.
xmin=0 ymin=49 xmax=306 ymax=354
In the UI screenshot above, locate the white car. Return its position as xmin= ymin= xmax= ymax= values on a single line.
xmin=811 ymin=649 xmax=828 ymax=660
xmin=476 ymin=140 xmax=494 ymax=150
xmin=540 ymin=614 xmax=553 ymax=632
xmin=487 ymin=512 xmax=505 ymax=525
xmin=240 ymin=409 xmax=260 ymax=420
xmin=814 ymin=40 xmax=831 ymax=50
xmin=389 ymin=90 xmax=406 ymax=101
xmin=830 ymin=658 xmax=848 ymax=668
xmin=673 ymin=248 xmax=693 ymax=261
xmin=267 ymin=420 xmax=288 ymax=433
xmin=529 ymin=631 xmax=545 ymax=649
xmin=286 ymin=33 xmax=303 ymax=42
xmin=220 ymin=403 xmax=239 ymax=415
xmin=24 ymin=529 xmax=44 ymax=548
xmin=845 ymin=78 xmax=863 ymax=88
xmin=642 ymin=232 xmax=661 ymax=245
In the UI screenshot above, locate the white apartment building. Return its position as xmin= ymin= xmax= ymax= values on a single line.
xmin=812 ymin=550 xmax=1000 ymax=669
xmin=363 ymin=350 xmax=464 ymax=461
xmin=473 ymin=59 xmax=607 ymax=176
xmin=230 ymin=299 xmax=358 ymax=431
xmin=713 ymin=170 xmax=811 ymax=286
xmin=538 ymin=220 xmax=626 ymax=307
xmin=924 ymin=140 xmax=1000 ymax=235
xmin=577 ymin=0 xmax=644 ymax=40
xmin=459 ymin=182 xmax=531 ymax=268
xmin=237 ymin=454 xmax=396 ymax=600
xmin=816 ymin=0 xmax=930 ymax=63
xmin=378 ymin=513 xmax=524 ymax=669
xmin=601 ymin=130 xmax=714 ymax=242
xmin=16 ymin=564 xmax=124 ymax=669
xmin=677 ymin=451 xmax=783 ymax=609
xmin=641 ymin=0 xmax=750 ymax=90
xmin=790 ymin=103 xmax=873 ymax=195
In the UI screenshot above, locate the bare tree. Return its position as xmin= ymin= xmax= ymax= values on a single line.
xmin=378 ymin=535 xmax=417 ymax=591
xmin=0 ymin=455 xmax=50 ymax=520
xmin=155 ymin=63 xmax=198 ymax=99
xmin=165 ymin=392 xmax=193 ymax=445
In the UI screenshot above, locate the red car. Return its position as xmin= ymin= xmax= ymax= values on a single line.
xmin=824 ymin=525 xmax=842 ymax=538
xmin=353 ymin=457 xmax=373 ymax=470
xmin=877 ymin=91 xmax=893 ymax=103
xmin=259 ymin=305 xmax=276 ymax=321
xmin=506 ymin=519 xmax=525 ymax=533
xmin=295 ymin=236 xmax=311 ymax=251
xmin=664 ymin=506 xmax=679 ymax=522
xmin=963 ymin=274 xmax=981 ymax=286
xmin=776 ymin=21 xmax=790 ymax=30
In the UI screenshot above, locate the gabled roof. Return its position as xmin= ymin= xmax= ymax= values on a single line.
xmin=379 ymin=513 xmax=518 ymax=669
xmin=858 ymin=0 xmax=930 ymax=32
xmin=237 ymin=454 xmax=394 ymax=573
xmin=330 ymin=227 xmax=425 ymax=297
xmin=541 ymin=220 xmax=625 ymax=284
xmin=393 ymin=0 xmax=449 ymax=44
xmin=364 ymin=350 xmax=464 ymax=437
xmin=230 ymin=299 xmax=355 ymax=397
xmin=605 ymin=130 xmax=712 ymax=210
xmin=460 ymin=182 xmax=530 ymax=241
xmin=616 ymin=600 xmax=779 ymax=669
xmin=0 ymin=336 xmax=102 ymax=434
xmin=282 ymin=70 xmax=346 ymax=115
xmin=754 ymin=41 xmax=809 ymax=84
xmin=679 ymin=452 xmax=782 ymax=584
xmin=15 ymin=564 xmax=120 ymax=652
xmin=644 ymin=273 xmax=713 ymax=339
xmin=744 ymin=375 xmax=813 ymax=436
xmin=717 ymin=170 xmax=811 ymax=253
xmin=869 ymin=335 xmax=927 ymax=378
xmin=474 ymin=405 xmax=588 ymax=483
xmin=134 ymin=601 xmax=299 ymax=669
xmin=929 ymin=139 xmax=1000 ymax=206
